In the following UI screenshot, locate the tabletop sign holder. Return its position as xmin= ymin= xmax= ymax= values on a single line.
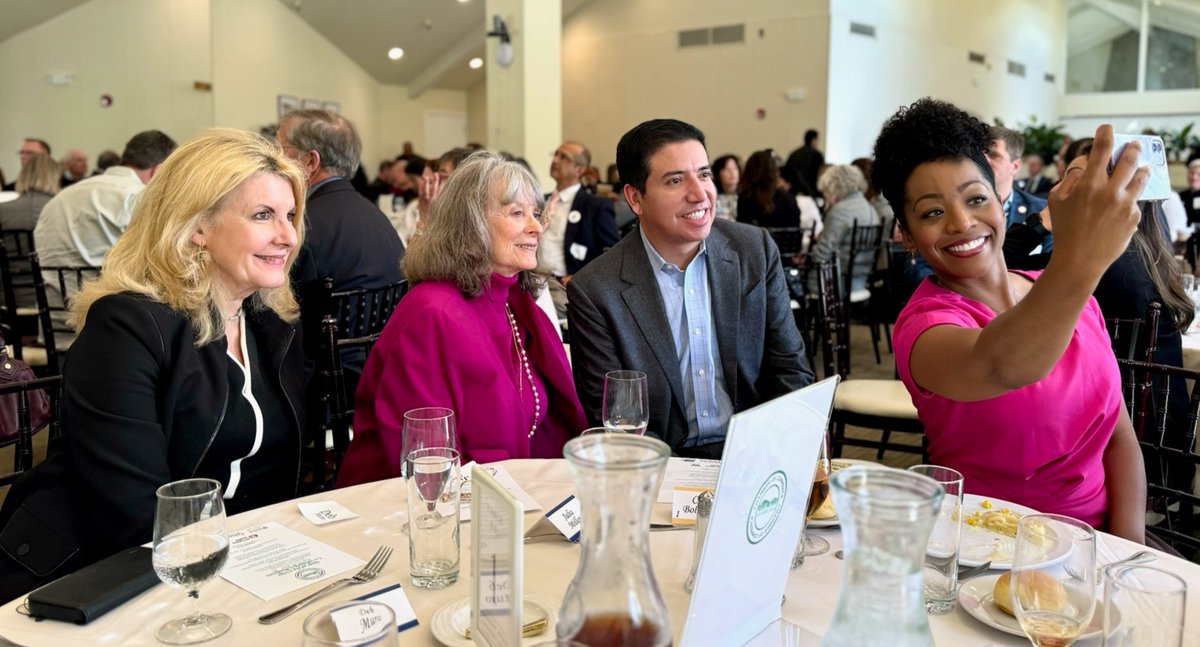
xmin=470 ymin=465 xmax=524 ymax=647
xmin=678 ymin=376 xmax=839 ymax=647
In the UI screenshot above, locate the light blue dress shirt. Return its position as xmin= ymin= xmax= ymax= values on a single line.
xmin=638 ymin=230 xmax=733 ymax=446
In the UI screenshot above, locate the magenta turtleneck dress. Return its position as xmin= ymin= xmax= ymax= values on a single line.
xmin=338 ymin=273 xmax=586 ymax=487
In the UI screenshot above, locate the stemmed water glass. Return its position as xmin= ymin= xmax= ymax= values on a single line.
xmin=794 ymin=429 xmax=831 ymax=566
xmin=602 ymin=370 xmax=648 ymax=435
xmin=401 ymin=407 xmax=458 ymax=477
xmin=1011 ymin=514 xmax=1097 ymax=647
xmin=152 ymin=478 xmax=231 ymax=644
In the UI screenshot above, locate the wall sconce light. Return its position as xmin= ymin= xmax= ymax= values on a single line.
xmin=487 ymin=15 xmax=513 ymax=68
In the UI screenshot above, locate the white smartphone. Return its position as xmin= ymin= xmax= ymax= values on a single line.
xmin=1108 ymin=133 xmax=1172 ymax=201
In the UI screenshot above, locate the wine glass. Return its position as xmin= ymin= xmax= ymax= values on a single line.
xmin=795 ymin=430 xmax=831 ymax=565
xmin=601 ymin=370 xmax=648 ymax=435
xmin=1100 ymin=564 xmax=1186 ymax=646
xmin=1011 ymin=514 xmax=1097 ymax=647
xmin=152 ymin=478 xmax=231 ymax=644
xmin=401 ymin=407 xmax=458 ymax=478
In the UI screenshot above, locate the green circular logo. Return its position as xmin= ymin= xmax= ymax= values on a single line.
xmin=746 ymin=470 xmax=787 ymax=544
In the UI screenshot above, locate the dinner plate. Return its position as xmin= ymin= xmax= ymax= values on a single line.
xmin=959 ymin=494 xmax=1055 ymax=569
xmin=806 ymin=459 xmax=887 ymax=528
xmin=958 ymin=574 xmax=1114 ymax=640
xmin=430 ymin=593 xmax=560 ymax=646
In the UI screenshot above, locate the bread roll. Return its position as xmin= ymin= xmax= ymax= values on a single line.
xmin=811 ymin=496 xmax=836 ymax=520
xmin=993 ymin=571 xmax=1067 ymax=617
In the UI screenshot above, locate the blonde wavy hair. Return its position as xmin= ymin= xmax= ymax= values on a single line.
xmin=16 ymin=153 xmax=61 ymax=195
xmin=71 ymin=128 xmax=307 ymax=346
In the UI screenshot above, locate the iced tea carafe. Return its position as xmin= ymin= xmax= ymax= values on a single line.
xmin=557 ymin=435 xmax=672 ymax=647
xmin=822 ymin=467 xmax=944 ymax=647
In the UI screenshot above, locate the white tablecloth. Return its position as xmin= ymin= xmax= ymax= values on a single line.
xmin=1 ymin=459 xmax=1197 ymax=646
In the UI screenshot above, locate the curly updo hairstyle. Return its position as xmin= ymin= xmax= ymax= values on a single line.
xmin=871 ymin=98 xmax=996 ymax=231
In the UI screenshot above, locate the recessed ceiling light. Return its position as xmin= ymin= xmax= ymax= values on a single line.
xmin=457 ymin=0 xmax=469 ymax=3
xmin=469 ymin=57 xmax=483 ymax=70
xmin=388 ymin=47 xmax=404 ymax=60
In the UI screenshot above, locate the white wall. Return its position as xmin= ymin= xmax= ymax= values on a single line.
xmin=826 ymin=0 xmax=1067 ymax=163
xmin=467 ymin=81 xmax=488 ymax=147
xmin=375 ymin=84 xmax=468 ymax=161
xmin=561 ymin=0 xmax=830 ymax=172
xmin=0 ymin=0 xmax=213 ymax=177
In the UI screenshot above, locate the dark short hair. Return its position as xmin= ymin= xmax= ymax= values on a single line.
xmin=437 ymin=147 xmax=474 ymax=173
xmin=120 ymin=130 xmax=177 ymax=170
xmin=871 ymin=98 xmax=995 ymax=231
xmin=990 ymin=126 xmax=1025 ymax=160
xmin=711 ymin=154 xmax=741 ymax=195
xmin=24 ymin=138 xmax=51 ymax=155
xmin=280 ymin=110 xmax=361 ymax=178
xmin=1064 ymin=138 xmax=1094 ymax=164
xmin=804 ymin=129 xmax=819 ymax=145
xmin=96 ymin=149 xmax=120 ymax=170
xmin=616 ymin=118 xmax=706 ymax=194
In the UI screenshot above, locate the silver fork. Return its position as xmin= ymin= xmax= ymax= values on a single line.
xmin=1063 ymin=549 xmax=1155 ymax=582
xmin=258 ymin=545 xmax=393 ymax=624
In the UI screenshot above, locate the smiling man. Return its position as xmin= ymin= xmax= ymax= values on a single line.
xmin=567 ymin=118 xmax=814 ymax=458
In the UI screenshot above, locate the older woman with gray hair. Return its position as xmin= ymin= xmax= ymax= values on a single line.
xmin=808 ymin=163 xmax=880 ymax=293
xmin=338 ymin=152 xmax=586 ymax=485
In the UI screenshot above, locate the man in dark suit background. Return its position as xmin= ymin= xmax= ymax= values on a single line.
xmin=568 ymin=119 xmax=814 ymax=459
xmin=1015 ymin=153 xmax=1053 ymax=197
xmin=989 ymin=126 xmax=1050 ymax=252
xmin=278 ymin=109 xmax=405 ymax=392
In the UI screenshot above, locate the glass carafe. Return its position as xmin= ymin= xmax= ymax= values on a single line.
xmin=557 ymin=434 xmax=672 ymax=647
xmin=822 ymin=467 xmax=944 ymax=647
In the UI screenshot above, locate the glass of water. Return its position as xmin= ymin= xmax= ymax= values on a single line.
xmin=602 ymin=370 xmax=648 ymax=435
xmin=907 ymin=465 xmax=964 ymax=615
xmin=152 ymin=478 xmax=231 ymax=644
xmin=406 ymin=447 xmax=462 ymax=589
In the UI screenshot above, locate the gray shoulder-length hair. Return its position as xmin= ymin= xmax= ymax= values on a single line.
xmin=403 ymin=151 xmax=546 ymax=299
xmin=817 ymin=164 xmax=867 ymax=203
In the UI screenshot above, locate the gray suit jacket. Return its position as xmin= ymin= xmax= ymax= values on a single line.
xmin=567 ymin=218 xmax=814 ymax=455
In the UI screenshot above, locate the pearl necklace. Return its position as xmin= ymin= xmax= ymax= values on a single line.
xmin=505 ymin=303 xmax=540 ymax=439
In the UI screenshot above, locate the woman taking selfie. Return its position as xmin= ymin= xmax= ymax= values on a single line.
xmin=875 ymin=99 xmax=1147 ymax=542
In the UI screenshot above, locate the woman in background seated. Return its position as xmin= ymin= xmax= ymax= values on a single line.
xmin=875 ymin=98 xmax=1146 ymax=542
xmin=711 ymin=154 xmax=740 ymax=221
xmin=807 ymin=164 xmax=879 ymax=293
xmin=0 ymin=153 xmax=59 ymax=232
xmin=0 ymin=129 xmax=308 ymax=600
xmin=339 ymin=152 xmax=586 ymax=485
xmin=737 ymin=150 xmax=800 ymax=229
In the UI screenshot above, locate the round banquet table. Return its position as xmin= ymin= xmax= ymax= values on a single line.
xmin=0 ymin=459 xmax=1197 ymax=646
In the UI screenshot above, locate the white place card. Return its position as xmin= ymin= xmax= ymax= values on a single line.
xmin=331 ymin=602 xmax=392 ymax=641
xmin=656 ymin=457 xmax=721 ymax=503
xmin=220 ymin=521 xmax=365 ymax=601
xmin=459 ymin=462 xmax=542 ymax=522
xmin=297 ymin=501 xmax=359 ymax=525
xmin=671 ymin=486 xmax=714 ymax=526
xmin=471 ymin=465 xmax=524 ymax=647
xmin=522 ymin=495 xmax=581 ymax=543
xmin=355 ymin=584 xmax=420 ymax=633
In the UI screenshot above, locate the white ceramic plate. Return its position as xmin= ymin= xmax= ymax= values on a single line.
xmin=430 ymin=593 xmax=560 ymax=646
xmin=806 ymin=459 xmax=883 ymax=528
xmin=958 ymin=574 xmax=1114 ymax=639
xmin=958 ymin=494 xmax=1052 ymax=569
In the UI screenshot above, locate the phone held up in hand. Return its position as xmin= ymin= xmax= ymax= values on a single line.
xmin=1108 ymin=133 xmax=1172 ymax=202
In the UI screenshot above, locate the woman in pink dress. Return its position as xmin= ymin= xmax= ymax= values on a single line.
xmin=874 ymin=99 xmax=1147 ymax=542
xmin=338 ymin=152 xmax=586 ymax=486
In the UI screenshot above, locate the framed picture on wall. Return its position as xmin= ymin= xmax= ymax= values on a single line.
xmin=277 ymin=94 xmax=298 ymax=119
xmin=322 ymin=101 xmax=341 ymax=114
xmin=301 ymin=98 xmax=323 ymax=110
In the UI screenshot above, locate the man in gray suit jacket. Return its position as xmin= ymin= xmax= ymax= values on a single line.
xmin=568 ymin=119 xmax=814 ymax=459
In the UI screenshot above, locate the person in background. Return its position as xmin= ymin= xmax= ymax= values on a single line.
xmin=59 ymin=149 xmax=88 ymax=188
xmin=338 ymin=152 xmax=585 ymax=484
xmin=784 ymin=128 xmax=824 ymax=199
xmin=3 ymin=138 xmax=51 ymax=191
xmin=1016 ymin=153 xmax=1052 ymax=197
xmin=0 ymin=153 xmax=59 ymax=232
xmin=807 ymin=164 xmax=879 ymax=294
xmin=711 ymin=154 xmax=740 ymax=221
xmin=737 ymin=149 xmax=801 ymax=228
xmin=93 ymin=149 xmax=121 ymax=176
xmin=1179 ymin=159 xmax=1200 ymax=225
xmin=876 ymin=98 xmax=1146 ymax=542
xmin=851 ymin=157 xmax=893 ymax=224
xmin=0 ymin=129 xmax=309 ymax=601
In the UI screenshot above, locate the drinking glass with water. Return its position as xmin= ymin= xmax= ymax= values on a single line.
xmin=602 ymin=370 xmax=648 ymax=435
xmin=152 ymin=478 xmax=231 ymax=644
xmin=406 ymin=447 xmax=462 ymax=589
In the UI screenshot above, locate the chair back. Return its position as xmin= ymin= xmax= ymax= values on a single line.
xmin=1115 ymin=358 xmax=1200 ymax=560
xmin=815 ymin=258 xmax=850 ymax=379
xmin=844 ymin=221 xmax=884 ymax=299
xmin=1106 ymin=302 xmax=1162 ymax=415
xmin=31 ymin=256 xmax=101 ymax=375
xmin=0 ymin=374 xmax=63 ymax=487
xmin=306 ymin=278 xmax=408 ymax=489
xmin=763 ymin=226 xmax=804 ymax=261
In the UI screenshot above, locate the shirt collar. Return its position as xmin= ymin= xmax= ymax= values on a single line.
xmin=307 ymin=175 xmax=341 ymax=198
xmin=556 ymin=182 xmax=582 ymax=204
xmin=639 ymin=226 xmax=706 ymax=272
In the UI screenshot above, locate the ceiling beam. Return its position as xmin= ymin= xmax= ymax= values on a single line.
xmin=1079 ymin=0 xmax=1141 ymax=28
xmin=407 ymin=27 xmax=483 ymax=99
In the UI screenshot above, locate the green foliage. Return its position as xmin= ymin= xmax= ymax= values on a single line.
xmin=1018 ymin=116 xmax=1067 ymax=164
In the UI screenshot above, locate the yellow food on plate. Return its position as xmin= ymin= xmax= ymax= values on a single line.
xmin=811 ymin=496 xmax=836 ymax=520
xmin=965 ymin=504 xmax=1022 ymax=538
xmin=993 ymin=571 xmax=1067 ymax=617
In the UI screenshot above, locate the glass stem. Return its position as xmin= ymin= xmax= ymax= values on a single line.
xmin=185 ymin=588 xmax=203 ymax=624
